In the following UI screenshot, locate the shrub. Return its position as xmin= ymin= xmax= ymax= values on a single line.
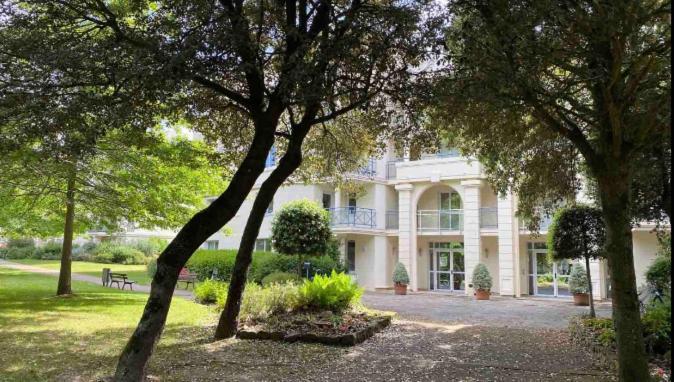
xmin=271 ymin=199 xmax=332 ymax=274
xmin=130 ymin=238 xmax=167 ymax=257
xmin=92 ymin=243 xmax=146 ymax=264
xmin=262 ymin=272 xmax=301 ymax=286
xmin=195 ymin=279 xmax=228 ymax=304
xmin=4 ymin=246 xmax=35 ymax=259
xmin=146 ymin=257 xmax=158 ymax=278
xmin=187 ymin=249 xmax=238 ymax=281
xmin=569 ymin=263 xmax=589 ymax=294
xmin=646 ymin=256 xmax=672 ymax=294
xmin=472 ymin=263 xmax=492 ymax=291
xmin=299 ymin=270 xmax=363 ymax=312
xmin=7 ymin=238 xmax=35 ymax=249
xmin=642 ymin=295 xmax=671 ymax=355
xmin=234 ymin=282 xmax=301 ymax=320
xmin=392 ymin=262 xmax=409 ymax=285
xmin=33 ymin=242 xmax=63 ymax=260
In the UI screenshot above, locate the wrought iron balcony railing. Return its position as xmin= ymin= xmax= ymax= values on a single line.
xmin=417 ymin=210 xmax=463 ymax=231
xmin=352 ymin=158 xmax=377 ymax=177
xmin=479 ymin=207 xmax=498 ymax=229
xmin=328 ymin=207 xmax=377 ymax=228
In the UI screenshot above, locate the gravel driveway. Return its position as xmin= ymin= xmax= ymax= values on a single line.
xmin=362 ymin=291 xmax=612 ymax=329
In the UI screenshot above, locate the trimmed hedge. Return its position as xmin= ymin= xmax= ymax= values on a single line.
xmin=186 ymin=249 xmax=343 ymax=283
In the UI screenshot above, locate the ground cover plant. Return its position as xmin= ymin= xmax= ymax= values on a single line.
xmin=0 ymin=268 xmax=213 ymax=381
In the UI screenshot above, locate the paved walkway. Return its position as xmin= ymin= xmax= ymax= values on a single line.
xmin=362 ymin=291 xmax=612 ymax=329
xmin=0 ymin=259 xmax=194 ymax=298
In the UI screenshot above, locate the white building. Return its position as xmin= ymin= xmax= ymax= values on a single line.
xmin=204 ymin=144 xmax=664 ymax=300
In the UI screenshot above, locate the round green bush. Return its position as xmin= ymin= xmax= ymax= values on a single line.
xmin=271 ymin=199 xmax=332 ymax=257
xmin=472 ymin=263 xmax=492 ymax=291
xmin=569 ymin=263 xmax=589 ymax=294
xmin=262 ymin=271 xmax=301 ymax=286
xmin=392 ymin=262 xmax=410 ymax=285
xmin=194 ymin=279 xmax=228 ymax=304
xmin=92 ymin=244 xmax=146 ymax=264
xmin=646 ymin=256 xmax=671 ymax=293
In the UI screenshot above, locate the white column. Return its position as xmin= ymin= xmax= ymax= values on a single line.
xmin=373 ymin=235 xmax=390 ymax=288
xmin=590 ymin=258 xmax=602 ymax=300
xmin=334 ymin=188 xmax=342 ymax=209
xmin=461 ymin=179 xmax=482 ymax=295
xmin=374 ymin=184 xmax=387 ymax=229
xmin=497 ymin=191 xmax=516 ymax=296
xmin=396 ymin=183 xmax=414 ymax=291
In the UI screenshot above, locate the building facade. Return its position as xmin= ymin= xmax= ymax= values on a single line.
xmin=206 ymin=144 xmax=664 ymax=300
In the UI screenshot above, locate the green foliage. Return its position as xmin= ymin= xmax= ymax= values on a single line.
xmin=146 ymin=258 xmax=158 ymax=278
xmin=91 ymin=243 xmax=146 ymax=265
xmin=392 ymin=262 xmax=410 ymax=285
xmin=194 ymin=280 xmax=229 ymax=304
xmin=261 ymin=272 xmax=301 ymax=287
xmin=642 ymin=295 xmax=672 ymax=355
xmin=33 ymin=242 xmax=63 ymax=260
xmin=130 ymin=238 xmax=167 ymax=257
xmin=471 ymin=263 xmax=493 ymax=291
xmin=569 ymin=264 xmax=589 ymax=294
xmin=3 ymin=247 xmax=34 ymax=260
xmin=299 ymin=270 xmax=363 ymax=312
xmin=236 ymin=282 xmax=302 ymax=321
xmin=646 ymin=234 xmax=672 ymax=294
xmin=187 ymin=249 xmax=342 ymax=282
xmin=271 ymin=199 xmax=332 ymax=257
xmin=7 ymin=238 xmax=35 ymax=249
xmin=547 ymin=206 xmax=606 ymax=261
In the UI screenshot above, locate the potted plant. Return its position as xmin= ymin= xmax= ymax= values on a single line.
xmin=569 ymin=263 xmax=590 ymax=306
xmin=472 ymin=263 xmax=492 ymax=300
xmin=392 ymin=262 xmax=409 ymax=295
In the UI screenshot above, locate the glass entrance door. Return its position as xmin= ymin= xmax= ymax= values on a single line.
xmin=430 ymin=246 xmax=465 ymax=292
xmin=527 ymin=242 xmax=575 ymax=297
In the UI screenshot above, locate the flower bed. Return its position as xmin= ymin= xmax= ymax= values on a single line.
xmin=237 ymin=310 xmax=392 ymax=346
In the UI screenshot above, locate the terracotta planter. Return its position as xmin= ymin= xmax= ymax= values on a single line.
xmin=394 ymin=283 xmax=407 ymax=295
xmin=475 ymin=289 xmax=490 ymax=300
xmin=573 ymin=293 xmax=589 ymax=306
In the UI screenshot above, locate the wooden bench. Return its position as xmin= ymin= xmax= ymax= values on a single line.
xmin=109 ymin=272 xmax=136 ymax=290
xmin=177 ymin=268 xmax=197 ymax=289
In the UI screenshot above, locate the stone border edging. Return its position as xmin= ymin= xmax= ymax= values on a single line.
xmin=237 ymin=315 xmax=392 ymax=346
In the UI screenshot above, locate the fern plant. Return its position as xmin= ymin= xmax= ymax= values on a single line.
xmin=299 ymin=270 xmax=363 ymax=312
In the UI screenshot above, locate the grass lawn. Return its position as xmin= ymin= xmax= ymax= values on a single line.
xmin=0 ymin=267 xmax=216 ymax=381
xmin=11 ymin=259 xmax=152 ymax=285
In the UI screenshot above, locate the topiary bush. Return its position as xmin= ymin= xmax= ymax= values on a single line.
xmin=271 ymin=199 xmax=332 ymax=275
xmin=91 ymin=243 xmax=146 ymax=264
xmin=262 ymin=271 xmax=301 ymax=286
xmin=569 ymin=263 xmax=589 ymax=294
xmin=299 ymin=270 xmax=363 ymax=312
xmin=472 ymin=263 xmax=493 ymax=291
xmin=392 ymin=262 xmax=409 ymax=285
xmin=195 ymin=279 xmax=228 ymax=304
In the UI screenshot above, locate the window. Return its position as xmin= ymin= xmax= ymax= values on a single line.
xmin=255 ymin=238 xmax=272 ymax=252
xmin=322 ymin=193 xmax=332 ymax=209
xmin=347 ymin=240 xmax=356 ymax=273
xmin=206 ymin=240 xmax=219 ymax=250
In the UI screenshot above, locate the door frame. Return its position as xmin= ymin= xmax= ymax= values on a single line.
xmin=430 ymin=247 xmax=465 ymax=292
xmin=528 ymin=247 xmax=572 ymax=298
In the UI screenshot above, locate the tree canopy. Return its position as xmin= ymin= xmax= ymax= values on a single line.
xmin=547 ymin=206 xmax=606 ymax=262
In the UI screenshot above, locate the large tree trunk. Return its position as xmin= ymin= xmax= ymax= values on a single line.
xmin=597 ymin=166 xmax=650 ymax=382
xmin=214 ymin=132 xmax=306 ymax=340
xmin=584 ymin=256 xmax=595 ymax=318
xmin=113 ymin=127 xmax=276 ymax=382
xmin=56 ymin=170 xmax=76 ymax=296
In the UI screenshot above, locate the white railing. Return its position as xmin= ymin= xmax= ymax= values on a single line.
xmin=417 ymin=210 xmax=463 ymax=231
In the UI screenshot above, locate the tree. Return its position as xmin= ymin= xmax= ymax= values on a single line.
xmin=271 ymin=199 xmax=332 ymax=276
xmin=548 ymin=206 xmax=606 ymax=317
xmin=434 ymin=1 xmax=670 ymax=379
xmin=0 ymin=129 xmax=224 ymax=295
xmin=0 ymin=1 xmax=442 ymax=379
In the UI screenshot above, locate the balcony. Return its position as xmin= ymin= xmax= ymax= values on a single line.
xmin=519 ymin=214 xmax=553 ymax=232
xmin=386 ymin=210 xmax=399 ymax=229
xmin=419 ymin=149 xmax=460 ymax=160
xmin=386 ymin=160 xmax=399 ymax=179
xmin=479 ymin=207 xmax=498 ymax=229
xmin=417 ymin=210 xmax=463 ymax=231
xmin=328 ymin=207 xmax=376 ymax=228
xmin=352 ymin=158 xmax=377 ymax=178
